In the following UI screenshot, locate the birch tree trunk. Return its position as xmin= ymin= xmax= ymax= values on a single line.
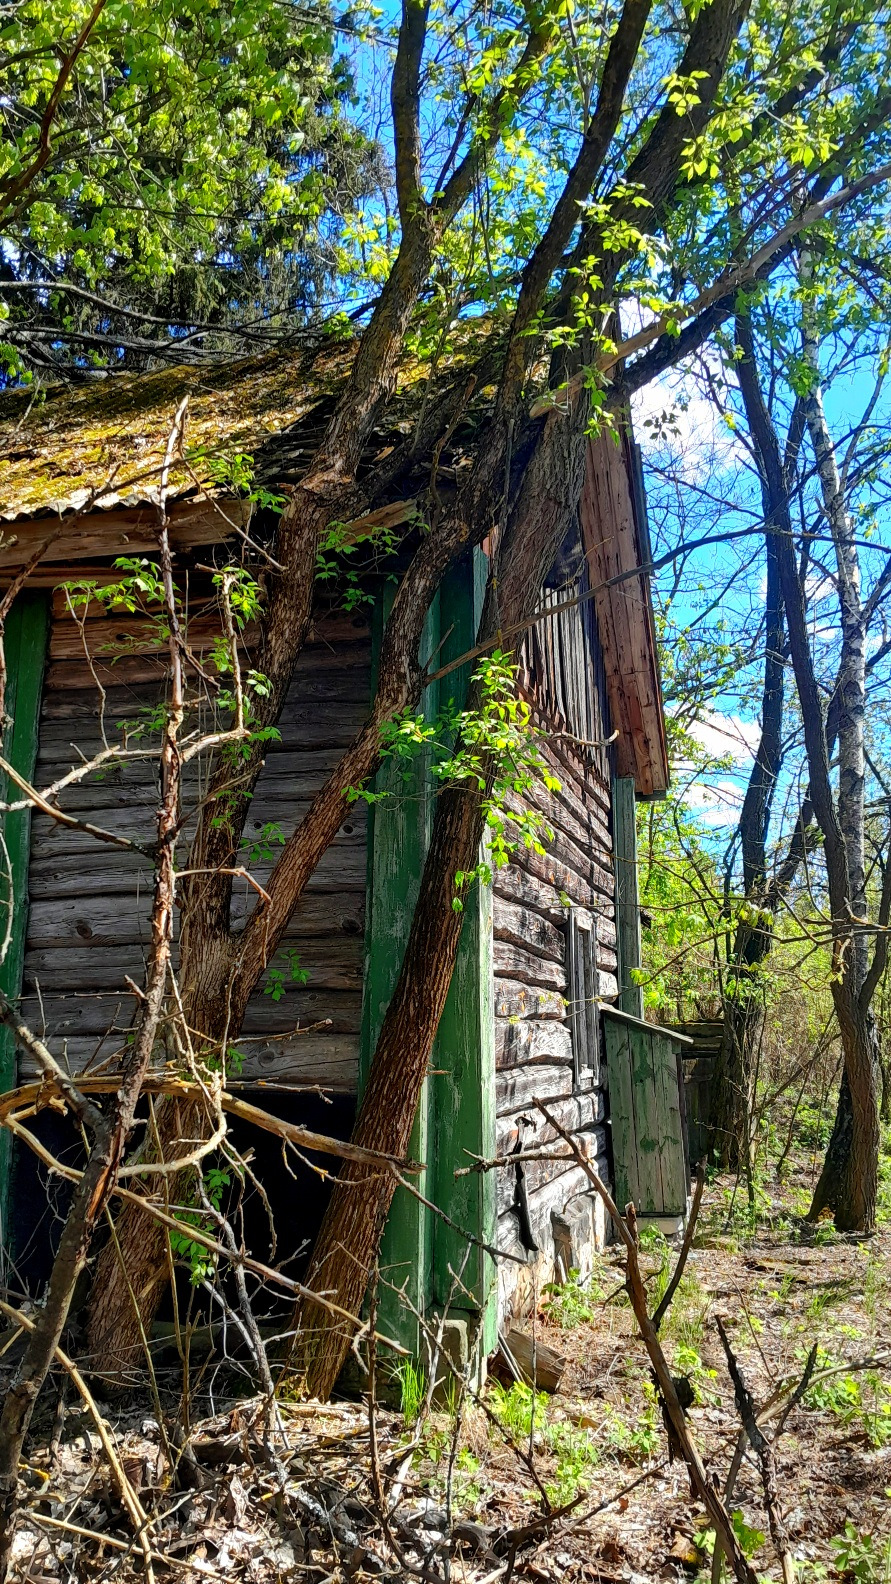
xmin=798 ymin=256 xmax=881 ymax=1222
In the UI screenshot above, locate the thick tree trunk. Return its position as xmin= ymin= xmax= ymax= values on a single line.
xmin=85 ymin=1095 xmax=209 ymax=1381
xmin=735 ymin=305 xmax=880 ymax=1229
xmin=797 ymin=265 xmax=879 ymax=1226
xmin=712 ymin=982 xmax=764 ymax=1171
xmin=295 ymin=402 xmax=588 ymax=1399
xmin=711 ymin=317 xmax=787 ymax=1167
xmin=296 ymin=780 xmax=485 ymax=1397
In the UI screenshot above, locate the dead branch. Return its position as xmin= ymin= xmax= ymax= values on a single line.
xmin=534 ymin=1100 xmax=758 ymax=1584
xmin=715 ymin=1318 xmax=795 ymax=1584
xmin=0 ymin=1073 xmax=420 ymax=1172
xmin=0 ymin=1300 xmax=155 ymax=1579
xmin=652 ymin=1159 xmax=706 ymax=1330
xmin=0 ymin=750 xmax=152 ymax=851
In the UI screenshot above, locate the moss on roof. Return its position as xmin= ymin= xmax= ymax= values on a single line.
xmin=0 ymin=320 xmax=500 ymax=522
xmin=0 ymin=341 xmax=355 ymax=521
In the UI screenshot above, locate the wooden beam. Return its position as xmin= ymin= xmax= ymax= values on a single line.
xmin=0 ymin=592 xmax=49 ymax=1238
xmin=358 ymin=587 xmax=440 ymax=1359
xmin=612 ymin=775 xmax=643 ymax=1021
xmin=0 ymin=497 xmax=248 ymax=579
xmin=580 ymin=429 xmax=669 ymax=797
xmin=430 ymin=550 xmax=497 ymax=1358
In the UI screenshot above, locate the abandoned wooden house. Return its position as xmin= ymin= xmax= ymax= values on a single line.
xmin=0 ymin=345 xmax=691 ymax=1371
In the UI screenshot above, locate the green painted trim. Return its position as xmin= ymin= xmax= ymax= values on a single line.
xmin=612 ymin=775 xmax=643 ymax=1020
xmin=359 ymin=587 xmax=440 ymax=1358
xmin=0 ymin=593 xmax=50 ymax=1244
xmin=360 ymin=551 xmax=497 ymax=1372
xmin=430 ymin=549 xmax=497 ymax=1359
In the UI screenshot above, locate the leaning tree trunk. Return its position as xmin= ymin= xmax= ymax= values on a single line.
xmin=296 ymin=778 xmax=486 ymax=1397
xmin=85 ymin=470 xmax=505 ymax=1372
xmin=295 ymin=395 xmax=588 ymax=1398
xmin=85 ymin=1092 xmax=214 ymax=1381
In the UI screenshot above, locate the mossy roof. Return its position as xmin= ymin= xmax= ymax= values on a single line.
xmin=0 ymin=324 xmax=498 ymax=522
xmin=0 ymin=341 xmax=357 ymax=522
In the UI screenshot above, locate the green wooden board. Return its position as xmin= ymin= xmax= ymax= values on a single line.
xmin=0 ymin=593 xmax=50 ymax=1245
xmin=430 ymin=550 xmax=496 ymax=1358
xmin=603 ymin=1009 xmax=690 ymax=1220
xmin=359 ymin=588 xmax=440 ymax=1358
xmin=359 ymin=550 xmax=496 ymax=1368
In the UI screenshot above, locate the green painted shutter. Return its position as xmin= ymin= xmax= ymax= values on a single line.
xmin=0 ymin=593 xmax=50 ymax=1239
xmin=612 ymin=775 xmax=643 ymax=1019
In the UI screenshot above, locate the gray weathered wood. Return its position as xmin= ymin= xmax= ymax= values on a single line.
xmin=493 ymin=899 xmax=565 ymax=964
xmin=16 ymin=1033 xmax=360 ymax=1091
xmin=25 ymin=888 xmax=365 ymax=948
xmin=492 ymin=940 xmax=566 ymax=993
xmin=496 ymin=1017 xmax=573 ymax=1070
xmin=612 ymin=775 xmax=643 ymax=1020
xmin=495 ymin=1328 xmax=566 ymax=1393
xmin=493 ymin=980 xmax=564 ymax=1020
xmin=496 ymin=1061 xmax=574 ymax=1114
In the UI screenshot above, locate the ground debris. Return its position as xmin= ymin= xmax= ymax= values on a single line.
xmin=7 ymin=1163 xmax=891 ymax=1583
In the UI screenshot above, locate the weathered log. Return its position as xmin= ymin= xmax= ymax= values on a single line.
xmin=494 ymin=1328 xmax=566 ymax=1393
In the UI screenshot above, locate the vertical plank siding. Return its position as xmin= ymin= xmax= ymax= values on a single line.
xmin=602 ymin=1010 xmax=691 ymax=1220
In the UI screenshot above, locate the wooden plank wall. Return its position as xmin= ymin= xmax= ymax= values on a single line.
xmin=18 ymin=596 xmax=371 ymax=1094
xmin=494 ymin=569 xmax=617 ymax=1319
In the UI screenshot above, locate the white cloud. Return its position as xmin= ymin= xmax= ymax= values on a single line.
xmin=686 ymin=708 xmax=760 ymax=764
xmin=683 ymin=776 xmax=747 ymax=827
xmin=630 ymin=357 xmax=744 ymax=476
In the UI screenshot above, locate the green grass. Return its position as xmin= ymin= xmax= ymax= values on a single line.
xmin=542 ymin=1266 xmax=605 ymax=1328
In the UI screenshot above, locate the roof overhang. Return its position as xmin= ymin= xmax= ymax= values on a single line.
xmin=580 ymin=425 xmax=669 ymax=799
xmin=0 ymin=496 xmax=244 ymax=585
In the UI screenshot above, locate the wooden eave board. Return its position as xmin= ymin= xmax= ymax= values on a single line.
xmin=0 ymin=496 xmax=247 ymax=585
xmin=580 ymin=430 xmax=668 ymax=797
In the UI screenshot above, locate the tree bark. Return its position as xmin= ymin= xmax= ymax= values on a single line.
xmin=711 ymin=318 xmax=787 ymax=1169
xmin=734 ymin=301 xmax=880 ymax=1231
xmin=796 ymin=257 xmax=880 ymax=1225
xmin=295 ymin=401 xmax=589 ymax=1399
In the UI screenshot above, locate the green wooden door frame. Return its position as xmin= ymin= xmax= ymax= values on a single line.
xmin=359 ymin=552 xmax=496 ymax=1371
xmin=0 ymin=592 xmax=50 ymax=1247
xmin=430 ymin=550 xmax=496 ymax=1359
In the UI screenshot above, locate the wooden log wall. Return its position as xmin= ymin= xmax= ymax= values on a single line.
xmin=18 ymin=594 xmax=371 ymax=1094
xmin=494 ymin=568 xmax=617 ymax=1321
